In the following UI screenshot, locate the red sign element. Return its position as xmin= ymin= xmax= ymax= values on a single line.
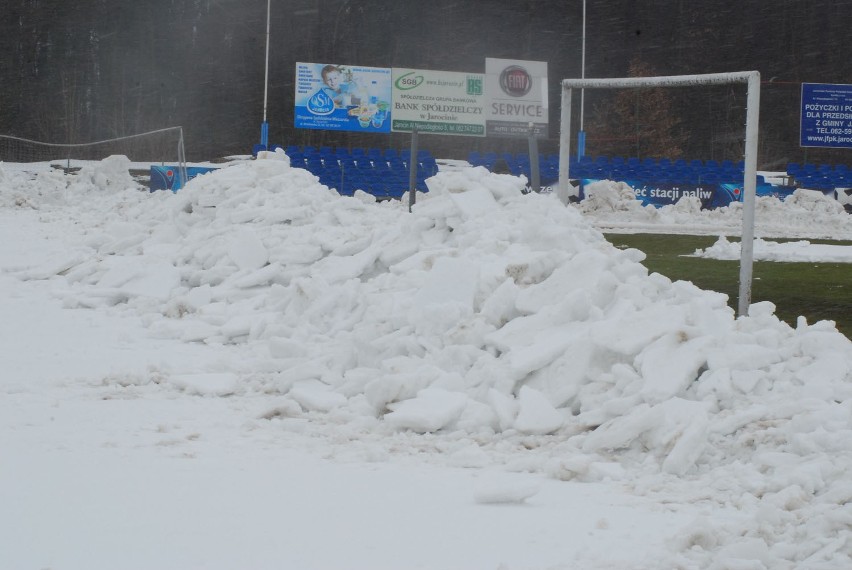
xmin=499 ymin=66 xmax=532 ymax=97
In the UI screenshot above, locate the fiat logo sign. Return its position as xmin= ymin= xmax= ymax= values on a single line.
xmin=499 ymin=66 xmax=532 ymax=97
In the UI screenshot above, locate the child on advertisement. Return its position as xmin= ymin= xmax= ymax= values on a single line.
xmin=320 ymin=64 xmax=362 ymax=108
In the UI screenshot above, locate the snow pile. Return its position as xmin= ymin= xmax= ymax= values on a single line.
xmin=0 ymin=162 xmax=68 ymax=208
xmin=695 ymin=235 xmax=852 ymax=262
xmin=577 ymin=179 xmax=852 ymax=240
xmin=8 ymin=156 xmax=852 ymax=568
xmin=574 ymin=180 xmax=650 ymax=214
xmin=71 ymin=154 xmax=140 ymax=193
xmin=0 ymin=154 xmax=145 ymax=210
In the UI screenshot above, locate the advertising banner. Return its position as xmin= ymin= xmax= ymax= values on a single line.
xmin=800 ymin=82 xmax=852 ymax=148
xmin=578 ymin=179 xmax=785 ymax=209
xmin=391 ymin=68 xmax=486 ymax=136
xmin=294 ymin=62 xmax=392 ymax=133
xmin=150 ymin=165 xmax=218 ymax=192
xmin=485 ymin=58 xmax=548 ymax=138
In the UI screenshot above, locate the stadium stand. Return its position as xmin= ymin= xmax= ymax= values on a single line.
xmin=284 ymin=146 xmax=434 ymax=199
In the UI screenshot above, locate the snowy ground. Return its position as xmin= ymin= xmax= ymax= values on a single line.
xmin=2 ymin=154 xmax=851 ymax=570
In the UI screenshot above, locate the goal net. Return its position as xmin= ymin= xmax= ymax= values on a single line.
xmin=557 ymin=71 xmax=761 ymax=317
xmin=0 ymin=126 xmax=187 ymax=183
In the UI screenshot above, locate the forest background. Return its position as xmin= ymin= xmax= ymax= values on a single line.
xmin=2 ymin=0 xmax=851 ymax=166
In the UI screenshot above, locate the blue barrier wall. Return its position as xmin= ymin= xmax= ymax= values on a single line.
xmin=150 ymin=165 xmax=218 ymax=192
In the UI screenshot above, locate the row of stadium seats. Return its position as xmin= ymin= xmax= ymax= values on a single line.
xmin=261 ymin=144 xmax=852 ymax=196
xmin=286 ymin=145 xmax=436 ymax=198
xmin=470 ymin=151 xmax=851 ymax=193
xmin=573 ymin=156 xmax=749 ymax=185
xmin=467 ymin=152 xmax=753 ymax=186
xmin=467 ymin=152 xmax=560 ymax=186
xmin=787 ymin=162 xmax=852 ymax=191
xmin=285 ymin=144 xmax=433 ymax=162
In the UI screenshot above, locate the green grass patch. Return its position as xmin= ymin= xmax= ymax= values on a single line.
xmin=605 ymin=233 xmax=852 ymax=338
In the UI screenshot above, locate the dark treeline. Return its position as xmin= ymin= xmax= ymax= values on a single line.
xmin=2 ymin=0 xmax=851 ymax=165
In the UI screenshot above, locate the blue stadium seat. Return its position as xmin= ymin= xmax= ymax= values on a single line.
xmin=366 ymin=148 xmax=383 ymax=161
xmin=701 ymin=171 xmax=719 ymax=183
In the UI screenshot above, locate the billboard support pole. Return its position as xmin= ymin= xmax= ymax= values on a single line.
xmin=528 ymin=123 xmax=541 ymax=193
xmin=408 ymin=126 xmax=419 ymax=212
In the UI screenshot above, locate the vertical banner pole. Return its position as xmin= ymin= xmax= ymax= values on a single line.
xmin=408 ymin=126 xmax=419 ymax=212
xmin=528 ymin=123 xmax=541 ymax=193
xmin=260 ymin=0 xmax=271 ymax=148
xmin=578 ymin=0 xmax=587 ymax=159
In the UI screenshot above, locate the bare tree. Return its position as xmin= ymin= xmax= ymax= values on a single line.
xmin=588 ymin=57 xmax=684 ymax=159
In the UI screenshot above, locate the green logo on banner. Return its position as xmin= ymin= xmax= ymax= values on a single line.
xmin=467 ymin=76 xmax=483 ymax=95
xmin=395 ymin=72 xmax=424 ymax=90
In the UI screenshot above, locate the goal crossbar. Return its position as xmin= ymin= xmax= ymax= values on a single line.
xmin=557 ymin=71 xmax=761 ymax=317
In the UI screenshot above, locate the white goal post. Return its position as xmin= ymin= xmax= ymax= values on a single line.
xmin=557 ymin=71 xmax=761 ymax=317
xmin=0 ymin=126 xmax=188 ymax=185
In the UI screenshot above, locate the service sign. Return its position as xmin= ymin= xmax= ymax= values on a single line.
xmin=800 ymin=82 xmax=852 ymax=148
xmin=294 ymin=62 xmax=392 ymax=133
xmin=391 ymin=68 xmax=486 ymax=136
xmin=485 ymin=58 xmax=548 ymax=138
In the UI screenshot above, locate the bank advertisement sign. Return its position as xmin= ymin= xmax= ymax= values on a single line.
xmin=294 ymin=62 xmax=392 ymax=133
xmin=800 ymin=83 xmax=852 ymax=148
xmin=485 ymin=58 xmax=548 ymax=138
xmin=390 ymin=68 xmax=486 ymax=136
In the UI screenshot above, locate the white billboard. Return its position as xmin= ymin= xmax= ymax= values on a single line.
xmin=391 ymin=68 xmax=486 ymax=136
xmin=485 ymin=58 xmax=548 ymax=138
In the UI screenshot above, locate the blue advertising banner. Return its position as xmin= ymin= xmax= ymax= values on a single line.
xmin=295 ymin=62 xmax=392 ymax=133
xmin=150 ymin=165 xmax=218 ymax=192
xmin=800 ymin=83 xmax=852 ymax=148
xmin=579 ymin=179 xmax=784 ymax=209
